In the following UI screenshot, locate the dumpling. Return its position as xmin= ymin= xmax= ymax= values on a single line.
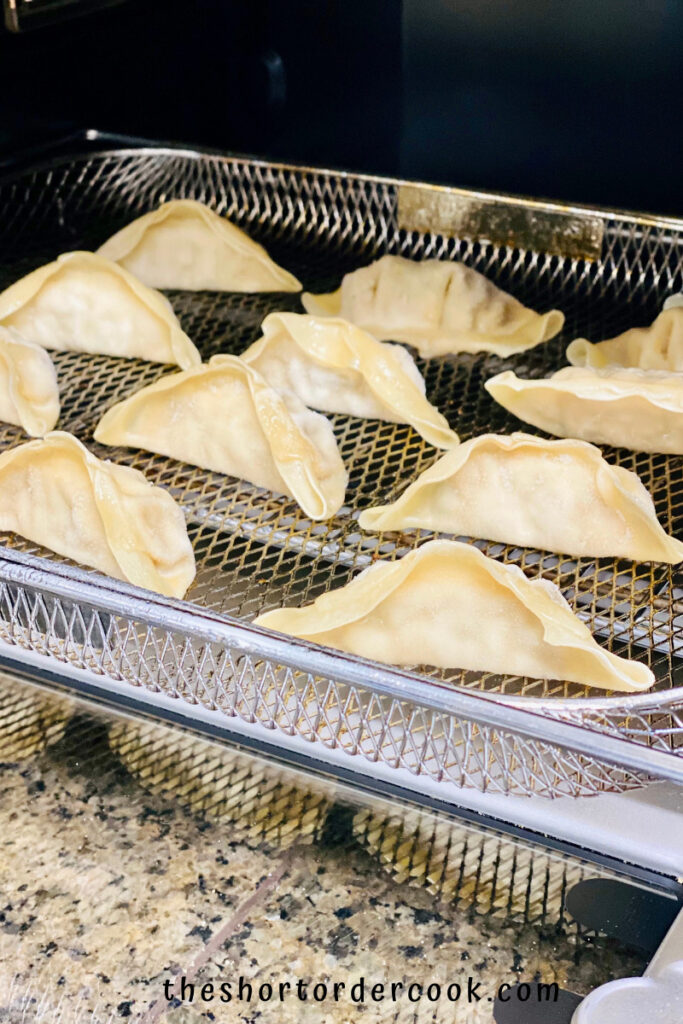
xmin=97 ymin=199 xmax=301 ymax=293
xmin=567 ymin=308 xmax=683 ymax=371
xmin=0 ymin=252 xmax=200 ymax=368
xmin=302 ymin=255 xmax=564 ymax=358
xmin=255 ymin=540 xmax=652 ymax=693
xmin=94 ymin=355 xmax=347 ymax=520
xmin=0 ymin=326 xmax=59 ymax=436
xmin=0 ymin=432 xmax=195 ymax=597
xmin=486 ymin=367 xmax=683 ymax=454
xmin=241 ymin=312 xmax=459 ymax=448
xmin=359 ymin=432 xmax=683 ymax=563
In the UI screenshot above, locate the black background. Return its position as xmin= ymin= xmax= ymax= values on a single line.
xmin=0 ymin=0 xmax=681 ymax=214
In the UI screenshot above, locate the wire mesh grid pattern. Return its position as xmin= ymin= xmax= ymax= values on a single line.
xmin=0 ymin=143 xmax=682 ymax=797
xmin=353 ymin=803 xmax=591 ymax=926
xmin=0 ymin=675 xmax=649 ymax=943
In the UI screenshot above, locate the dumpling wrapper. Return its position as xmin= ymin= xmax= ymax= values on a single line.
xmin=302 ymin=255 xmax=564 ymax=358
xmin=359 ymin=432 xmax=683 ymax=563
xmin=0 ymin=432 xmax=195 ymax=598
xmin=241 ymin=312 xmax=459 ymax=448
xmin=0 ymin=252 xmax=200 ymax=369
xmin=94 ymin=355 xmax=347 ymax=520
xmin=256 ymin=539 xmax=652 ymax=693
xmin=0 ymin=326 xmax=59 ymax=436
xmin=486 ymin=367 xmax=683 ymax=454
xmin=97 ymin=199 xmax=301 ymax=293
xmin=567 ymin=308 xmax=683 ymax=371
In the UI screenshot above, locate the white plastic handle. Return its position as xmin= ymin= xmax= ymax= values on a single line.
xmin=572 ymin=907 xmax=683 ymax=1024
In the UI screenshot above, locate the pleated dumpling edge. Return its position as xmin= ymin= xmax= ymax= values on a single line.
xmin=0 ymin=251 xmax=201 ymax=369
xmin=97 ymin=200 xmax=302 ymax=293
xmin=302 ymin=255 xmax=565 ymax=358
xmin=0 ymin=431 xmax=195 ymax=598
xmin=0 ymin=326 xmax=60 ymax=436
xmin=94 ymin=355 xmax=348 ymax=521
xmin=358 ymin=432 xmax=683 ymax=564
xmin=242 ymin=312 xmax=459 ymax=449
xmin=566 ymin=307 xmax=683 ymax=372
xmin=302 ymin=287 xmax=343 ymax=318
xmin=255 ymin=540 xmax=653 ymax=693
xmin=485 ymin=367 xmax=683 ymax=454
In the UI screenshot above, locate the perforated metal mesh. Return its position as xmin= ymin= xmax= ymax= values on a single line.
xmin=353 ymin=804 xmax=589 ymax=926
xmin=0 ymin=673 xmax=654 ymax=966
xmin=0 ymin=145 xmax=682 ymax=797
xmin=107 ymin=717 xmax=331 ymax=848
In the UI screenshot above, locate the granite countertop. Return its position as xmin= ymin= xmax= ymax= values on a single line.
xmin=0 ymin=674 xmax=647 ymax=1023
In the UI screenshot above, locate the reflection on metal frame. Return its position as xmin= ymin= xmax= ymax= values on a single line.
xmin=4 ymin=0 xmax=128 ymax=33
xmin=398 ymin=183 xmax=605 ymax=262
xmin=0 ymin=142 xmax=682 ymax=801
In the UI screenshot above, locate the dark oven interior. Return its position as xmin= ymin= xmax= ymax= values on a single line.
xmin=1 ymin=0 xmax=681 ymax=215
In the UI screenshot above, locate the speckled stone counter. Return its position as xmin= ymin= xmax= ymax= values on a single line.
xmin=0 ymin=676 xmax=648 ymax=1023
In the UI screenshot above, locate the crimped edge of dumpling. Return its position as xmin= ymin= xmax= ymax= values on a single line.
xmin=567 ymin=308 xmax=683 ymax=371
xmin=0 ymin=251 xmax=201 ymax=370
xmin=95 ymin=355 xmax=347 ymax=521
xmin=516 ymin=307 xmax=565 ymax=352
xmin=302 ymin=287 xmax=342 ymax=317
xmin=487 ymin=367 xmax=683 ymax=411
xmin=358 ymin=432 xmax=683 ymax=564
xmin=255 ymin=539 xmax=653 ymax=693
xmin=566 ymin=338 xmax=605 ymax=368
xmin=244 ymin=312 xmax=459 ymax=449
xmin=0 ymin=325 xmax=59 ymax=436
xmin=387 ymin=308 xmax=565 ymax=359
xmin=0 ymin=431 xmax=195 ymax=597
xmin=97 ymin=200 xmax=302 ymax=293
xmin=233 ymin=357 xmax=348 ymax=520
xmin=302 ymin=258 xmax=565 ymax=357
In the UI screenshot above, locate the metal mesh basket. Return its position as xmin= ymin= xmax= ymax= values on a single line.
xmin=0 ymin=138 xmax=682 ymax=799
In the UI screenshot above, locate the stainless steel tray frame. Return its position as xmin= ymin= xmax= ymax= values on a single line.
xmin=1 ymin=137 xmax=683 ymax=800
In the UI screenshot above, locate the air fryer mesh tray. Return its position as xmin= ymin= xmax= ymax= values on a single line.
xmin=0 ymin=139 xmax=682 ymax=799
